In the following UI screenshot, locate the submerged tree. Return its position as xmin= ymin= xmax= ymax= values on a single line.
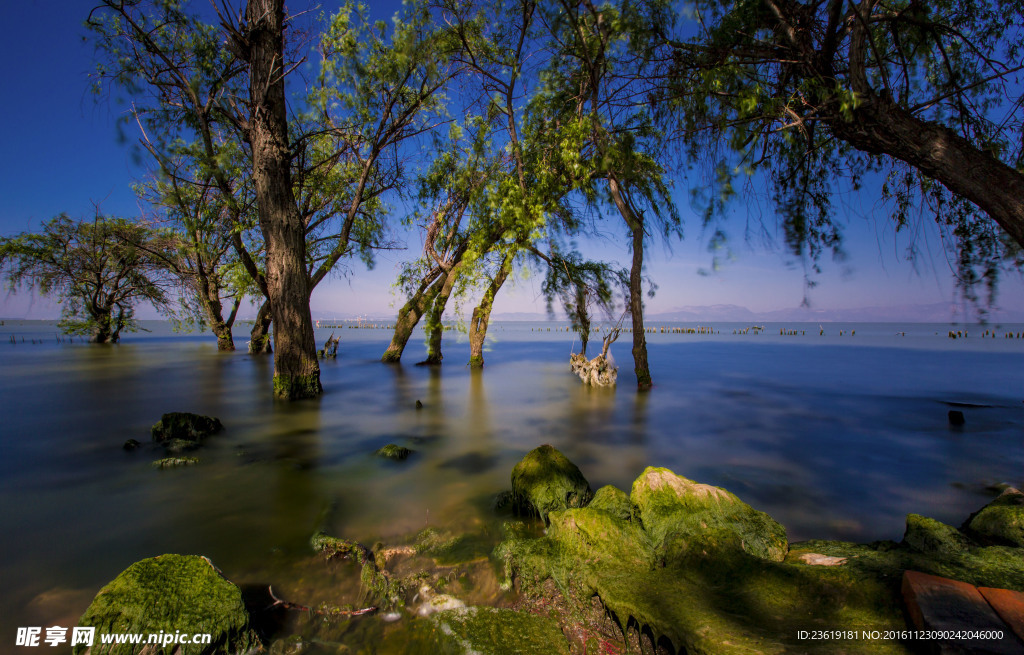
xmin=657 ymin=0 xmax=1024 ymax=307
xmin=533 ymin=0 xmax=681 ymax=390
xmin=0 ymin=214 xmax=172 ymax=343
xmin=89 ymin=0 xmax=453 ymax=398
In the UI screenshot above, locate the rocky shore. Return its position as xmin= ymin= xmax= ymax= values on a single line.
xmin=76 ymin=445 xmax=1024 ymax=654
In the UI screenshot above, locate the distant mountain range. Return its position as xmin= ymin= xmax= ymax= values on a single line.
xmin=490 ymin=303 xmax=1024 ymax=323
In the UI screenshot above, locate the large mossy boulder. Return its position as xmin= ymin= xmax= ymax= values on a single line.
xmin=963 ymin=487 xmax=1024 ymax=547
xmin=631 ymin=466 xmax=789 ymax=562
xmin=75 ymin=554 xmax=258 ymax=655
xmin=510 ymin=445 xmax=592 ymax=522
xmin=151 ymin=412 xmax=223 ymax=443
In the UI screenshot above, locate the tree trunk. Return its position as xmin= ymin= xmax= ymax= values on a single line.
xmin=382 ymin=275 xmax=445 ymax=363
xmin=420 ymin=266 xmax=459 ymax=365
xmin=468 ymin=253 xmax=513 ymax=368
xmin=202 ymin=281 xmax=236 ymax=351
xmin=830 ymin=96 xmax=1024 ymax=250
xmin=608 ymin=177 xmax=651 ymax=390
xmin=249 ymin=299 xmax=273 ymax=354
xmin=628 ymin=221 xmax=651 ymax=390
xmin=246 ymin=0 xmax=320 ymax=399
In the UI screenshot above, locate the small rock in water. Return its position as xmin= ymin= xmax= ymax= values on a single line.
xmin=415 ymin=584 xmax=465 ymax=617
xmin=948 ymin=410 xmax=966 ymax=426
xmin=122 ymin=439 xmax=141 ymax=451
xmin=415 ymin=399 xmax=424 ymax=409
xmin=375 ymin=444 xmax=413 ymax=461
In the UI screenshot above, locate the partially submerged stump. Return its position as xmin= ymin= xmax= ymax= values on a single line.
xmin=75 ymin=554 xmax=258 ymax=655
xmin=318 ymin=332 xmax=339 ymax=359
xmin=569 ymin=352 xmax=617 ymax=387
xmin=569 ymin=324 xmax=621 ymax=387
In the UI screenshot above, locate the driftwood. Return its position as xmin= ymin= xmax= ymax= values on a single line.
xmin=266 ymin=585 xmax=377 ymax=617
xmin=570 ymin=321 xmax=622 ymax=387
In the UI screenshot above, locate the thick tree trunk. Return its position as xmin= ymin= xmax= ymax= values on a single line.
xmin=831 ymin=97 xmax=1024 ymax=250
xmin=420 ymin=266 xmax=459 ymax=365
xmin=468 ymin=253 xmax=513 ymax=368
xmin=246 ymin=0 xmax=320 ymax=399
xmin=608 ymin=178 xmax=651 ymax=390
xmin=249 ymin=300 xmax=273 ymax=354
xmin=382 ymin=275 xmax=445 ymax=363
xmin=91 ymin=311 xmax=113 ymax=344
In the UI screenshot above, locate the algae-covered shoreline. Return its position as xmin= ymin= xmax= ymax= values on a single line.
xmin=74 ymin=446 xmax=1024 ymax=654
xmin=2 ymin=322 xmax=1022 ymax=651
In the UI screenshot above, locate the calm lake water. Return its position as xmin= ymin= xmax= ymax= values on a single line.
xmin=1 ymin=319 xmax=1022 ymax=647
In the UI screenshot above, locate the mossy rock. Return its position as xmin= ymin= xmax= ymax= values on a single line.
xmin=964 ymin=487 xmax=1024 ymax=547
xmin=510 ymin=445 xmax=592 ymax=523
xmin=151 ymin=412 xmax=223 ymax=443
xmin=429 ymin=607 xmax=571 ymax=654
xmin=75 ymin=554 xmax=259 ymax=655
xmin=587 ymin=485 xmax=633 ymax=522
xmin=902 ymin=513 xmax=969 ymax=556
xmin=631 ymin=466 xmax=788 ymax=562
xmin=374 ymin=444 xmax=413 ymax=461
xmin=546 ymin=508 xmax=653 ymax=570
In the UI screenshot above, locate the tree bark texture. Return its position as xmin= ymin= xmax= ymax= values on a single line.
xmin=830 ymin=97 xmax=1024 ymax=250
xmin=468 ymin=253 xmax=513 ymax=368
xmin=608 ymin=178 xmax=651 ymax=390
xmin=246 ymin=0 xmax=320 ymax=399
xmin=381 ymin=273 xmax=445 ymax=363
xmin=421 ymin=266 xmax=459 ymax=365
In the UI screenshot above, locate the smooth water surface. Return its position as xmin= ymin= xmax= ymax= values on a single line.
xmin=1 ymin=319 xmax=1022 ymax=645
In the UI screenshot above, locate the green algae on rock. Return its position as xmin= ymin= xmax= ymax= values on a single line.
xmin=510 ymin=445 xmax=592 ymax=522
xmin=150 ymin=412 xmax=223 ymax=443
xmin=964 ymin=487 xmax=1024 ymax=548
xmin=374 ymin=444 xmax=414 ymax=461
xmin=75 ymin=554 xmax=258 ymax=655
xmin=903 ymin=513 xmax=969 ymax=556
xmin=631 ymin=466 xmax=789 ymax=562
xmin=587 ymin=485 xmax=633 ymax=522
xmin=430 ymin=607 xmax=571 ymax=654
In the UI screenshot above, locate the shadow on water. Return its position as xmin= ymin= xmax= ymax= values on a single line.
xmin=0 ymin=320 xmax=1022 ymax=643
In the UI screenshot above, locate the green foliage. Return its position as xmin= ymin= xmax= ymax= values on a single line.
xmin=661 ymin=0 xmax=1024 ymax=311
xmin=0 ymin=214 xmax=172 ymax=342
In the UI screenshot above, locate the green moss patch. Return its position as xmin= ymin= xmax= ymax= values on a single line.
xmin=510 ymin=445 xmax=592 ymax=523
xmin=964 ymin=487 xmax=1024 ymax=547
xmin=587 ymin=485 xmax=633 ymax=522
xmin=75 ymin=554 xmax=258 ymax=655
xmin=152 ymin=457 xmax=199 ymax=469
xmin=430 ymin=607 xmax=571 ymax=654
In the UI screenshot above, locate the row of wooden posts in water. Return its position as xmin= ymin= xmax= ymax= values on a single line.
xmin=4 ymin=324 xmax=1024 ymax=345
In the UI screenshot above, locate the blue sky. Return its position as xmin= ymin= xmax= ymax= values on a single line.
xmin=2 ymin=0 xmax=1022 ymax=321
